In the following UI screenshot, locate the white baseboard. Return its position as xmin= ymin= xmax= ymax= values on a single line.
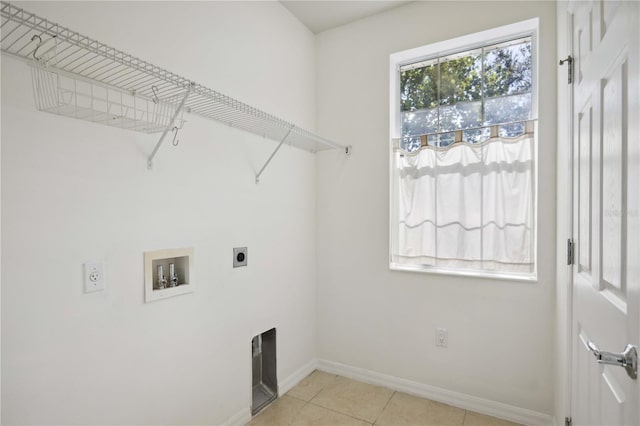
xmin=221 ymin=358 xmax=318 ymax=426
xmin=279 ymin=358 xmax=319 ymax=396
xmin=317 ymin=359 xmax=554 ymax=426
xmin=222 ymin=357 xmax=554 ymax=426
xmin=221 ymin=407 xmax=251 ymax=426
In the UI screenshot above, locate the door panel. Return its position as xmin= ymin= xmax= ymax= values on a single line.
xmin=600 ymin=0 xmax=620 ymax=39
xmin=601 ymin=369 xmax=624 ymax=426
xmin=600 ymin=57 xmax=625 ymax=292
xmin=578 ymin=102 xmax=592 ymax=274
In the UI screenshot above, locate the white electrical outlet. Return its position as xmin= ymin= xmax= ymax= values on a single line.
xmin=436 ymin=328 xmax=448 ymax=347
xmin=84 ymin=261 xmax=105 ymax=293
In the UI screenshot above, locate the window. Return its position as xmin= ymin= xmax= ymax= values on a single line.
xmin=389 ymin=20 xmax=538 ymax=280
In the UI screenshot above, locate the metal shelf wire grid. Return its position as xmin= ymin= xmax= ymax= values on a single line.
xmin=31 ymin=59 xmax=184 ymax=133
xmin=1 ymin=1 xmax=345 ymax=152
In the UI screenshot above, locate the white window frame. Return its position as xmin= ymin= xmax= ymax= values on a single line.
xmin=388 ymin=18 xmax=539 ymax=282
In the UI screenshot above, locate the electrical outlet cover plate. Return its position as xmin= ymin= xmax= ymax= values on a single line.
xmin=233 ymin=247 xmax=247 ymax=268
xmin=84 ymin=261 xmax=105 ymax=293
xmin=436 ymin=327 xmax=448 ymax=347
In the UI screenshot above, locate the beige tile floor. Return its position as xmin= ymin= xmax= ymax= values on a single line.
xmin=248 ymin=371 xmax=522 ymax=426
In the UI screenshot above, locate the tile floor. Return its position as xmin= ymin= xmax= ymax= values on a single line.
xmin=248 ymin=371 xmax=522 ymax=426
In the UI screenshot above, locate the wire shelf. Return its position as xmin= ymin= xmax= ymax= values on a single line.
xmin=0 ymin=1 xmax=345 ymax=153
xmin=31 ymin=58 xmax=185 ymax=134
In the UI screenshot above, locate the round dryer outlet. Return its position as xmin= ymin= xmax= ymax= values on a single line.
xmin=233 ymin=247 xmax=247 ymax=268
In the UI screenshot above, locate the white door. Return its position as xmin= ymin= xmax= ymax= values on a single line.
xmin=570 ymin=0 xmax=640 ymax=425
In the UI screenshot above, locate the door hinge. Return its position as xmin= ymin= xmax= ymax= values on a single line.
xmin=559 ymin=56 xmax=574 ymax=84
xmin=567 ymin=238 xmax=575 ymax=265
xmin=565 ymin=416 xmax=572 ymax=426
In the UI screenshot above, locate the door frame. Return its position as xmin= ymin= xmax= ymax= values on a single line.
xmin=557 ymin=1 xmax=575 ymax=424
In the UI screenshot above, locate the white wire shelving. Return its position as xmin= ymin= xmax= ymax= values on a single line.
xmin=30 ymin=56 xmax=187 ymax=135
xmin=0 ymin=1 xmax=350 ymax=179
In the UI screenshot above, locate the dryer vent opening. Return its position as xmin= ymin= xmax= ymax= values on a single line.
xmin=251 ymin=328 xmax=277 ymax=415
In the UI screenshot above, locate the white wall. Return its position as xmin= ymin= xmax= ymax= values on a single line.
xmin=316 ymin=1 xmax=557 ymax=416
xmin=1 ymin=2 xmax=317 ymax=424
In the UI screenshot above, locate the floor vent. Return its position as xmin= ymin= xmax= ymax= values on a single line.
xmin=251 ymin=328 xmax=277 ymax=415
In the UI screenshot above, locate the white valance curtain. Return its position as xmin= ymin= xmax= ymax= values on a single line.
xmin=391 ymin=126 xmax=535 ymax=274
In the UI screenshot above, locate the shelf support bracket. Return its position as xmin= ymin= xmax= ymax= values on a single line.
xmin=255 ymin=125 xmax=295 ymax=184
xmin=147 ymin=85 xmax=192 ymax=170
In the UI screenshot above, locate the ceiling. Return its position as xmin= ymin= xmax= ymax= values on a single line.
xmin=280 ymin=1 xmax=413 ymax=34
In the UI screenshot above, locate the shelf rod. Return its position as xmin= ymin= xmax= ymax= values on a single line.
xmin=147 ymin=85 xmax=191 ymax=169
xmin=255 ymin=125 xmax=294 ymax=184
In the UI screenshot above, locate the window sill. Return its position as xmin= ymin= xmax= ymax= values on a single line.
xmin=389 ymin=262 xmax=537 ymax=283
